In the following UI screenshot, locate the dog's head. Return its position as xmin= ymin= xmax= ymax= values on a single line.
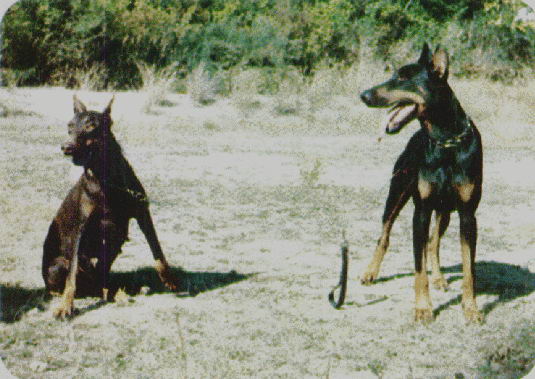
xmin=62 ymin=95 xmax=114 ymax=166
xmin=360 ymin=43 xmax=449 ymax=134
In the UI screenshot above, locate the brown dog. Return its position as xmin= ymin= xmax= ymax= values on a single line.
xmin=43 ymin=95 xmax=178 ymax=318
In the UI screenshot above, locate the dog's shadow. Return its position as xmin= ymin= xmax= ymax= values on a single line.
xmin=0 ymin=267 xmax=251 ymax=323
xmin=373 ymin=260 xmax=535 ymax=317
xmin=0 ymin=285 xmax=48 ymax=324
xmin=107 ymin=266 xmax=251 ymax=298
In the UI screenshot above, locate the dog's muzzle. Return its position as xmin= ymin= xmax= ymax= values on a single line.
xmin=61 ymin=142 xmax=75 ymax=156
xmin=360 ymin=90 xmax=375 ymax=107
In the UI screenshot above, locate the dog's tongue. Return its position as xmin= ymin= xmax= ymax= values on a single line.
xmin=384 ymin=104 xmax=417 ymax=133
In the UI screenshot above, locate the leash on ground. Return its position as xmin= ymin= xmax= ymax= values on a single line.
xmin=327 ymin=169 xmax=413 ymax=310
xmin=328 ymin=231 xmax=349 ymax=309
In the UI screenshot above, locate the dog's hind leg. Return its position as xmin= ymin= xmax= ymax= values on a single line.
xmin=43 ymin=220 xmax=64 ymax=294
xmin=459 ymin=208 xmax=483 ymax=323
xmin=427 ymin=211 xmax=450 ymax=291
xmin=136 ymin=208 xmax=179 ymax=291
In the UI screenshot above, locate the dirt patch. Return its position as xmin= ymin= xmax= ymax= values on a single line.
xmin=1 ymin=86 xmax=534 ymax=378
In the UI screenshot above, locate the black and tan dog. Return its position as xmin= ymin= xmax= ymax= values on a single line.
xmin=359 ymin=43 xmax=483 ymax=323
xmin=43 ymin=96 xmax=178 ymax=319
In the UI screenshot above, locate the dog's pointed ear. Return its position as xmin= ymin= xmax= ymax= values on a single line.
xmin=103 ymin=95 xmax=114 ymax=116
xmin=431 ymin=46 xmax=449 ymax=80
xmin=73 ymin=95 xmax=87 ymax=114
xmin=418 ymin=42 xmax=432 ymax=66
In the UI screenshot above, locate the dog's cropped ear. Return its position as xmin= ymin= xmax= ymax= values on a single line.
xmin=418 ymin=42 xmax=432 ymax=66
xmin=73 ymin=95 xmax=87 ymax=114
xmin=103 ymin=96 xmax=114 ymax=116
xmin=431 ymin=46 xmax=449 ymax=80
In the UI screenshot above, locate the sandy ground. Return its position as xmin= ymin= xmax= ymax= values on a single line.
xmin=0 ymin=84 xmax=534 ymax=378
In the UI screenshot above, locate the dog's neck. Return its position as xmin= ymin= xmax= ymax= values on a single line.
xmin=418 ymin=85 xmax=471 ymax=143
xmin=83 ymin=133 xmax=131 ymax=191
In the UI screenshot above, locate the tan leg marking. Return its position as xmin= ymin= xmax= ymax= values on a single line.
xmin=456 ymin=183 xmax=475 ymax=203
xmin=102 ymin=287 xmax=109 ymax=302
xmin=414 ymin=251 xmax=433 ymax=322
xmin=361 ymin=181 xmax=413 ymax=285
xmin=361 ymin=223 xmax=390 ymax=285
xmin=53 ymin=251 xmax=78 ymax=319
xmin=427 ymin=213 xmax=448 ymax=291
xmin=155 ymin=258 xmax=178 ymax=291
xmin=418 ymin=178 xmax=433 ymax=199
xmin=461 ymin=236 xmax=483 ymax=323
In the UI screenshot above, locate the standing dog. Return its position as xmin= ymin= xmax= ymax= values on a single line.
xmin=43 ymin=96 xmax=178 ymax=319
xmin=359 ymin=43 xmax=483 ymax=322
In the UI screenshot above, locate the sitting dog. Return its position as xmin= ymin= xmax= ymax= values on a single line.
xmin=43 ymin=95 xmax=178 ymax=318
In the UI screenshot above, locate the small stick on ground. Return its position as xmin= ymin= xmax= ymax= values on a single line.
xmin=328 ymin=231 xmax=349 ymax=309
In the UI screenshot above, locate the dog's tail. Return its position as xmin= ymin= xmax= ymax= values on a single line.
xmin=328 ymin=231 xmax=349 ymax=309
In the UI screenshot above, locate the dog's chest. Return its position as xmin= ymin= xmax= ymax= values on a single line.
xmin=418 ymin=147 xmax=475 ymax=209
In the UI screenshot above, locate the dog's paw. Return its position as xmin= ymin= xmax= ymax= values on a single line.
xmin=158 ymin=270 xmax=179 ymax=292
xmin=163 ymin=279 xmax=179 ymax=292
xmin=101 ymin=287 xmax=109 ymax=302
xmin=53 ymin=303 xmax=74 ymax=320
xmin=414 ymin=307 xmax=434 ymax=323
xmin=155 ymin=260 xmax=180 ymax=292
xmin=463 ymin=307 xmax=483 ymax=324
xmin=431 ymin=276 xmax=449 ymax=291
xmin=360 ymin=271 xmax=377 ymax=285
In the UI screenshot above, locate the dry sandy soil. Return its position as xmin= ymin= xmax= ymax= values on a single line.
xmin=0 ymin=80 xmax=534 ymax=378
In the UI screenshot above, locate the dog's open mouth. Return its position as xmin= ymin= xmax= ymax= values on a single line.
xmin=384 ymin=103 xmax=417 ymax=134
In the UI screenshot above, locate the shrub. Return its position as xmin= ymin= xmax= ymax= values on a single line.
xmin=137 ymin=62 xmax=178 ymax=112
xmin=0 ymin=0 xmax=533 ymax=86
xmin=187 ymin=63 xmax=218 ymax=106
xmin=70 ymin=63 xmax=109 ymax=91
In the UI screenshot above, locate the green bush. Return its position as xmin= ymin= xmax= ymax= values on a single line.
xmin=1 ymin=0 xmax=533 ymax=88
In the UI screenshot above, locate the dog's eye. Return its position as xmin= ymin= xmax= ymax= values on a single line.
xmin=397 ymin=65 xmax=418 ymax=81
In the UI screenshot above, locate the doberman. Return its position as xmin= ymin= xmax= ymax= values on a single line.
xmin=43 ymin=95 xmax=178 ymax=319
xmin=359 ymin=43 xmax=483 ymax=323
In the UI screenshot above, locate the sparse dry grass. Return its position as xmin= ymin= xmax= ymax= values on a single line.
xmin=137 ymin=63 xmax=179 ymax=113
xmin=1 ymin=73 xmax=534 ymax=378
xmin=187 ymin=63 xmax=219 ymax=106
xmin=72 ymin=64 xmax=109 ymax=92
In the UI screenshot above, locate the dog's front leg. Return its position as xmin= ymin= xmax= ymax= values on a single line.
xmin=136 ymin=207 xmax=178 ymax=291
xmin=361 ymin=166 xmax=414 ymax=284
xmin=412 ymin=200 xmax=433 ymax=322
xmin=53 ymin=228 xmax=83 ymax=319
